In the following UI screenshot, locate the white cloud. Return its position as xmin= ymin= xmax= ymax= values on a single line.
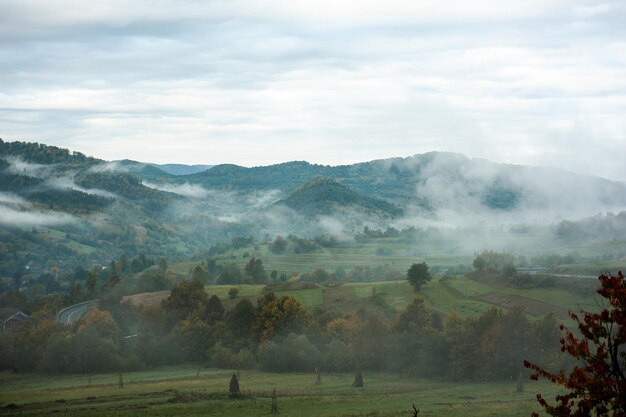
xmin=0 ymin=0 xmax=625 ymax=181
xmin=143 ymin=181 xmax=209 ymax=198
xmin=0 ymin=192 xmax=28 ymax=206
xmin=5 ymin=157 xmax=53 ymax=178
xmin=0 ymin=205 xmax=78 ymax=226
xmin=0 ymin=0 xmax=579 ymax=32
xmin=46 ymin=176 xmax=118 ymax=198
xmin=88 ymin=161 xmax=130 ymax=173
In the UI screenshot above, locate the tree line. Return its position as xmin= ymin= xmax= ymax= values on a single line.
xmin=0 ymin=276 xmax=563 ymax=381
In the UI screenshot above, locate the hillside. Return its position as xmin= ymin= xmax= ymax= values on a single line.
xmin=149 ymin=163 xmax=213 ymax=176
xmin=2 ymin=138 xmax=626 ymax=282
xmin=276 ymin=176 xmax=403 ymax=217
xmin=0 ymin=140 xmax=196 ymax=273
xmin=176 ymin=151 xmax=626 ymax=213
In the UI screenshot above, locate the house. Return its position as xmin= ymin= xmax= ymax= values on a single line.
xmin=0 ymin=308 xmax=30 ymax=331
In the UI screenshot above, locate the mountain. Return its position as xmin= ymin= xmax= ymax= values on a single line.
xmin=178 ymin=152 xmax=626 ymax=213
xmin=0 ymin=140 xmax=192 ymax=273
xmin=114 ymin=160 xmax=213 ymax=177
xmin=2 ymin=138 xmax=626 ymax=277
xmin=148 ymin=163 xmax=213 ymax=176
xmin=114 ymin=160 xmax=174 ymax=182
xmin=276 ymin=176 xmax=403 ymax=217
xmin=0 ymin=144 xmax=177 ymax=214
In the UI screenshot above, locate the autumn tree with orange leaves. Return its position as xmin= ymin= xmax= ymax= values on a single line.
xmin=524 ymin=271 xmax=626 ymax=417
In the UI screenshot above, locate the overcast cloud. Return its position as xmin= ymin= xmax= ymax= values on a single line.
xmin=0 ymin=1 xmax=625 ymax=180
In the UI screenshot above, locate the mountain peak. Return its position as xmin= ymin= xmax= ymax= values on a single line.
xmin=293 ymin=175 xmax=340 ymax=191
xmin=279 ymin=176 xmax=402 ymax=217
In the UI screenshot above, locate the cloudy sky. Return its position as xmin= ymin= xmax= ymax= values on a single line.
xmin=1 ymin=1 xmax=625 ymax=180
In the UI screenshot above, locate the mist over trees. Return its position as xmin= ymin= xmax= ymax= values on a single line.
xmin=1 ymin=271 xmax=566 ymax=383
xmin=3 ymin=139 xmax=626 ymax=285
xmin=3 ymin=140 xmax=626 ymax=417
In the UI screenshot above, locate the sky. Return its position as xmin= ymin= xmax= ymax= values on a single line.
xmin=0 ymin=0 xmax=625 ymax=180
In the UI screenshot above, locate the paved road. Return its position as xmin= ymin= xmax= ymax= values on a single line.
xmin=57 ymin=300 xmax=97 ymax=324
xmin=518 ymin=268 xmax=597 ymax=279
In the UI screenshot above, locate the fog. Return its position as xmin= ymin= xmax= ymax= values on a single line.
xmin=0 ymin=203 xmax=78 ymax=226
xmin=0 ymin=188 xmax=80 ymax=226
xmin=3 ymin=148 xmax=626 ymax=261
xmin=145 ymin=153 xmax=626 ymax=258
xmin=47 ymin=175 xmax=119 ymax=199
xmin=0 ymin=191 xmax=27 ymax=206
xmin=88 ymin=161 xmax=131 ymax=173
xmin=5 ymin=156 xmax=55 ymax=179
xmin=411 ymin=153 xmax=626 ymax=225
xmin=143 ymin=181 xmax=210 ymax=199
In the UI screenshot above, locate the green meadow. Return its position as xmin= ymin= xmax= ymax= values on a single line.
xmin=0 ymin=367 xmax=560 ymax=417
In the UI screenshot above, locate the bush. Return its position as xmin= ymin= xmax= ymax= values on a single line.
xmin=210 ymin=343 xmax=256 ymax=370
xmin=258 ymin=334 xmax=321 ymax=372
xmin=323 ymin=340 xmax=352 ymax=372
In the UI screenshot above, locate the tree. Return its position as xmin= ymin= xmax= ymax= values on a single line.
xmin=473 ymin=255 xmax=486 ymax=271
xmin=206 ymin=295 xmax=225 ymax=323
xmin=191 ymin=265 xmax=209 ymax=282
xmin=255 ymin=293 xmax=312 ymax=342
xmin=270 ymin=236 xmax=287 ymax=254
xmin=310 ymin=268 xmax=331 ymax=283
xmin=473 ymin=250 xmax=515 ymax=272
xmin=407 ymin=262 xmax=431 ymax=292
xmin=524 ymin=271 xmax=626 ymax=417
xmin=161 ymin=279 xmax=208 ymax=326
xmin=158 ymin=258 xmax=168 ymax=274
xmin=393 ymin=296 xmax=432 ymax=334
xmin=227 ymin=299 xmax=257 ymax=341
xmin=502 ymin=263 xmax=517 ymax=278
xmin=244 ymin=257 xmax=267 ymax=284
xmin=216 ymin=264 xmax=242 ymax=285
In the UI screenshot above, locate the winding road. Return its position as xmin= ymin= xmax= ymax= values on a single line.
xmin=56 ymin=300 xmax=97 ymax=324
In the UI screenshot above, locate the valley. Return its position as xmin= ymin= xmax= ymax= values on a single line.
xmin=1 ymin=140 xmax=625 ymax=417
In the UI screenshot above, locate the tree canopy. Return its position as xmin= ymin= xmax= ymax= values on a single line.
xmin=524 ymin=271 xmax=626 ymax=417
xmin=407 ymin=262 xmax=431 ymax=292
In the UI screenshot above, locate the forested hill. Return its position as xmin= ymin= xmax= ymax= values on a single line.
xmin=1 ymin=138 xmax=626 ymax=291
xmin=3 ymin=139 xmax=626 ymax=215
xmin=276 ymin=176 xmax=403 ymax=217
xmin=0 ymin=139 xmax=176 ymax=211
xmin=178 ymin=151 xmax=626 ymax=212
xmin=0 ymin=140 xmax=99 ymax=165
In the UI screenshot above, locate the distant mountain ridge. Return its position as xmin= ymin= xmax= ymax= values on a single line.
xmin=2 ymin=138 xmax=626 ymax=274
xmin=3 ymin=139 xmax=626 ymax=216
xmin=148 ymin=163 xmax=213 ymax=176
xmin=174 ymin=151 xmax=626 ymax=212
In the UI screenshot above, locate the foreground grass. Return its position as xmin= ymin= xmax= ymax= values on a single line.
xmin=0 ymin=367 xmax=559 ymax=417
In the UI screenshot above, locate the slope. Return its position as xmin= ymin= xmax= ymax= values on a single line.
xmin=276 ymin=176 xmax=403 ymax=217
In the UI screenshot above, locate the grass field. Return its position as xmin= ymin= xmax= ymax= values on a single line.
xmin=0 ymin=366 xmax=560 ymax=417
xmin=124 ymin=273 xmax=599 ymax=324
xmin=191 ymin=236 xmax=626 ymax=281
xmin=37 ymin=227 xmax=98 ymax=255
xmin=200 ymin=240 xmax=474 ymax=277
